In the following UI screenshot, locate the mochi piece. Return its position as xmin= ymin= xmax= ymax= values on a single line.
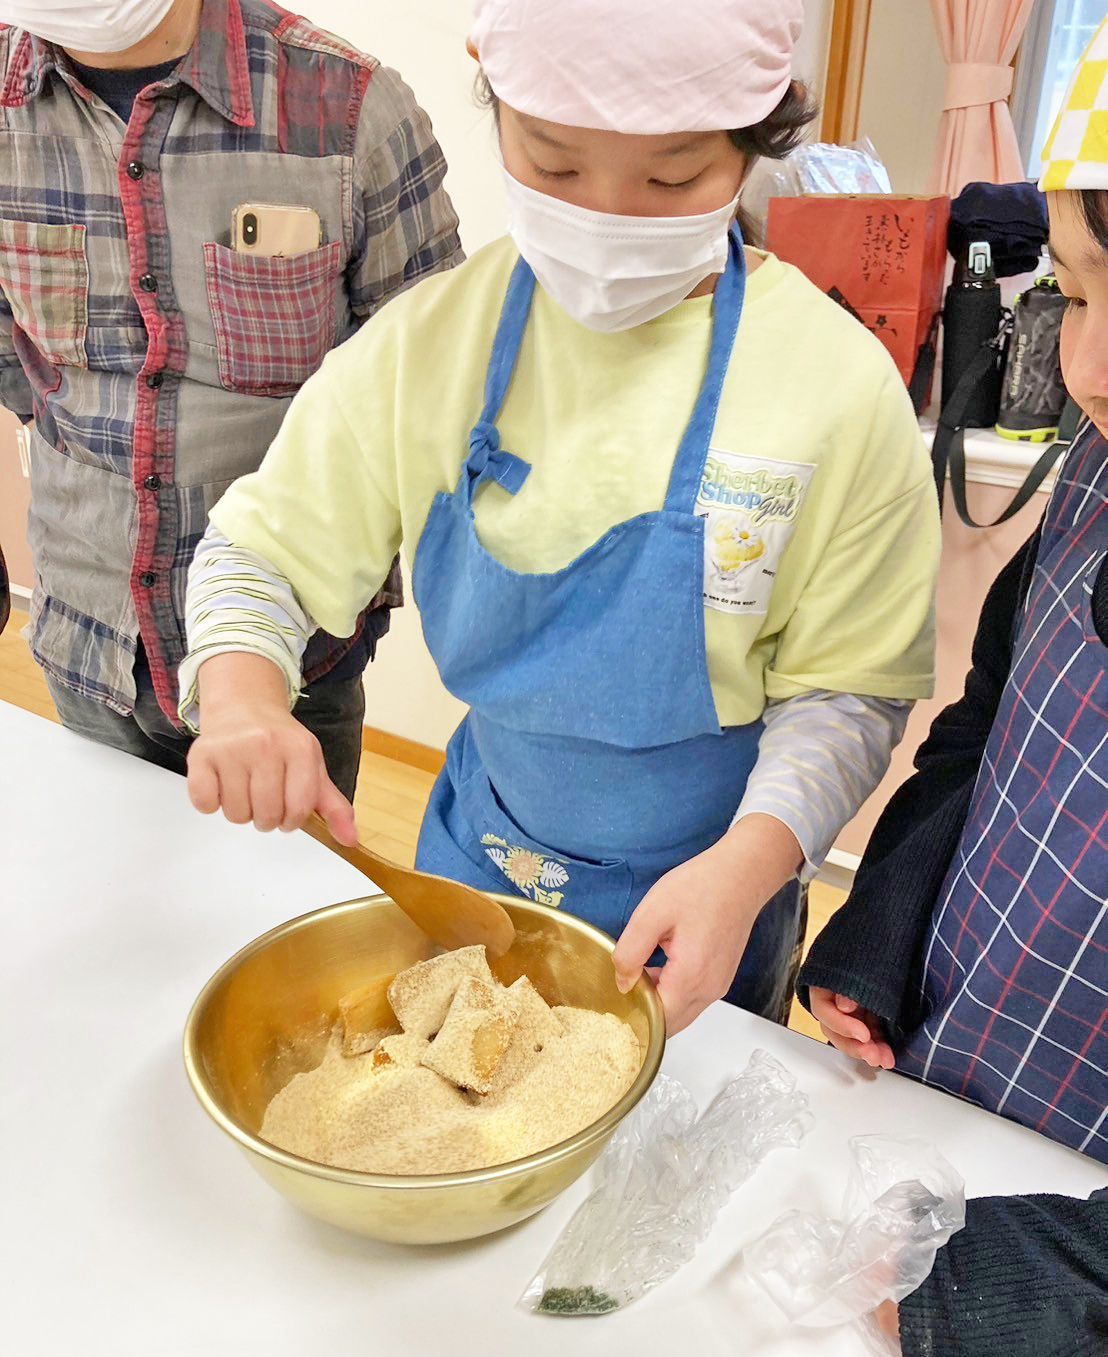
xmin=338 ymin=975 xmax=398 ymax=1056
xmin=421 ymin=975 xmax=522 ymax=1094
xmin=507 ymin=975 xmax=564 ymax=1050
xmin=387 ymin=945 xmax=494 ymax=1040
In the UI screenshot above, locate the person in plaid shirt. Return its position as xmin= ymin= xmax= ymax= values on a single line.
xmin=0 ymin=0 xmax=462 ymax=792
xmin=797 ymin=21 xmax=1108 ymax=1357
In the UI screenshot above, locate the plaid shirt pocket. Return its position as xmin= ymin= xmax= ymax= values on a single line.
xmin=203 ymin=240 xmax=343 ymax=397
xmin=0 ymin=219 xmax=89 ymax=368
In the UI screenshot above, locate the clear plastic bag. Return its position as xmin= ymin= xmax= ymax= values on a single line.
xmin=744 ymin=1135 xmax=966 ymax=1353
xmin=520 ymin=1050 xmax=814 ymax=1317
xmin=777 ymin=137 xmax=892 ymax=197
xmin=743 ymin=137 xmax=892 ymax=240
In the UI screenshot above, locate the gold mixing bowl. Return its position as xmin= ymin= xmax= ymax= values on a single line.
xmin=183 ymin=893 xmax=665 ymax=1245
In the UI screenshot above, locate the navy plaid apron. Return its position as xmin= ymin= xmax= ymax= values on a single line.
xmin=899 ymin=424 xmax=1107 ymax=1162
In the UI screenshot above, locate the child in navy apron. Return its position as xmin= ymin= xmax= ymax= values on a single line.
xmin=181 ymin=0 xmax=941 ymax=1034
xmin=796 ymin=26 xmax=1108 ymax=1356
xmin=802 ymin=17 xmax=1108 ymax=1156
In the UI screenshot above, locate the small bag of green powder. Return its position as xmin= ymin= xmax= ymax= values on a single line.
xmin=520 ymin=1050 xmax=814 ymax=1317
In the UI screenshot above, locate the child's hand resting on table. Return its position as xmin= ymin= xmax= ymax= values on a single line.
xmin=808 ymin=988 xmax=896 ymax=1070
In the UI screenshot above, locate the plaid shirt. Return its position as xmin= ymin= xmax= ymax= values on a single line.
xmin=0 ymin=0 xmax=462 ymax=721
xmin=898 ymin=422 xmax=1107 ymax=1163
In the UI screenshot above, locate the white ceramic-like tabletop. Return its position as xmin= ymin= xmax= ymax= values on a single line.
xmin=2 ymin=701 xmax=1102 ymax=1357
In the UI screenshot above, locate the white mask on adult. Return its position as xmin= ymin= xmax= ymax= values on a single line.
xmin=0 ymin=0 xmax=176 ymax=53
xmin=502 ymin=168 xmax=740 ymax=333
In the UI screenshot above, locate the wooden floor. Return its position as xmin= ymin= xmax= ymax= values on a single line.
xmin=0 ymin=613 xmax=841 ymax=1039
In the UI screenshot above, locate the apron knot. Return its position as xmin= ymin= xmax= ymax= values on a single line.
xmin=467 ymin=420 xmax=531 ymax=496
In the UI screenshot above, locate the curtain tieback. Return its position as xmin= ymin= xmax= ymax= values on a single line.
xmin=943 ymin=61 xmax=1015 ymax=111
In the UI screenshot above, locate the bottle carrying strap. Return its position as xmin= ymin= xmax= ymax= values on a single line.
xmin=931 ymin=310 xmax=1056 ymax=529
xmin=908 ymin=312 xmax=941 ymax=415
xmin=945 ymin=425 xmax=1070 ymax=528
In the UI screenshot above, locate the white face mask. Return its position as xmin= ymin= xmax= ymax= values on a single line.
xmin=0 ymin=0 xmax=176 ymax=54
xmin=502 ymin=168 xmax=740 ymax=333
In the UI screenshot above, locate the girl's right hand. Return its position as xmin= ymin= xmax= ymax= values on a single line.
xmin=808 ymin=988 xmax=896 ymax=1070
xmin=186 ymin=653 xmax=358 ymax=845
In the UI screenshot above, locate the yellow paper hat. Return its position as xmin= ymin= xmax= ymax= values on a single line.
xmin=1040 ymin=16 xmax=1108 ymax=191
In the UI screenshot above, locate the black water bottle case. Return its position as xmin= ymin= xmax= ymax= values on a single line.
xmin=940 ymin=241 xmax=1005 ymax=429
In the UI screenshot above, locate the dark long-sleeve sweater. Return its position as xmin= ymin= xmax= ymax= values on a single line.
xmin=900 ymin=1190 xmax=1108 ymax=1357
xmin=796 ymin=532 xmax=1039 ymax=1041
xmin=796 ymin=526 xmax=1108 ymax=1357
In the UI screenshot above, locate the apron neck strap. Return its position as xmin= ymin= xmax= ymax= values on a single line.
xmin=459 ymin=257 xmax=537 ymax=502
xmin=478 ymin=257 xmax=537 ymax=429
xmin=662 ymin=225 xmax=747 ymax=511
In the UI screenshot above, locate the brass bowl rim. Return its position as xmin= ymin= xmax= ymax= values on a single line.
xmin=183 ymin=892 xmax=666 ymax=1192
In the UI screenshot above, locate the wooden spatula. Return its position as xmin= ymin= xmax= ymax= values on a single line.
xmin=302 ymin=813 xmax=516 ymax=960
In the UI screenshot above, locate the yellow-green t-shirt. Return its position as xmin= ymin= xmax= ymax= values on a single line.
xmin=211 ymin=237 xmax=940 ymax=726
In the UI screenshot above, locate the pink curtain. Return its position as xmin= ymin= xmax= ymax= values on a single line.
xmin=928 ymin=0 xmax=1036 ymax=195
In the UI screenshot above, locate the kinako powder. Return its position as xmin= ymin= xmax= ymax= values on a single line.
xmin=260 ymin=946 xmax=641 ymax=1175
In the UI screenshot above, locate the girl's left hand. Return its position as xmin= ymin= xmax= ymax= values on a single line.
xmin=612 ymin=814 xmax=803 ymax=1035
xmin=809 ymin=988 xmax=896 ymax=1069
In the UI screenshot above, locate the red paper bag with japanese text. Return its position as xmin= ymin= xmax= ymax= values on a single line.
xmin=765 ymin=195 xmax=951 ymax=412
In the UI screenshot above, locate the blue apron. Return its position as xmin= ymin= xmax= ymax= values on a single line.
xmin=412 ymin=228 xmax=804 ymax=1018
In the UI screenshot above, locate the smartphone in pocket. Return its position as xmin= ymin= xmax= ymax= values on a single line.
xmin=231 ymin=203 xmax=322 ymax=258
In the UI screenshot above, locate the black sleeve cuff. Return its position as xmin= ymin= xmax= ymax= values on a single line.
xmin=796 ymin=782 xmax=973 ymax=1038
xmin=900 ymin=1191 xmax=1108 ymax=1357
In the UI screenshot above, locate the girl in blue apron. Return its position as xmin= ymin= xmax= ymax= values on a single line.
xmin=181 ymin=0 xmax=941 ymax=1034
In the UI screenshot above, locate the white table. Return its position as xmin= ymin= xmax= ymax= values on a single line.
xmin=2 ymin=700 xmax=1102 ymax=1357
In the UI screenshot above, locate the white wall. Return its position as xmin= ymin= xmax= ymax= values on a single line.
xmin=856 ymin=0 xmax=946 ymax=193
xmin=299 ymin=0 xmax=833 ymax=748
xmin=795 ymin=0 xmax=834 ymax=100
